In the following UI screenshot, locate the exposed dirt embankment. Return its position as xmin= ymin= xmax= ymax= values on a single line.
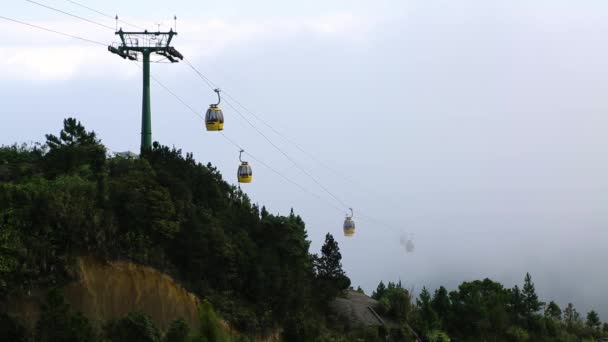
xmin=64 ymin=256 xmax=201 ymax=331
xmin=4 ymin=256 xmax=201 ymax=331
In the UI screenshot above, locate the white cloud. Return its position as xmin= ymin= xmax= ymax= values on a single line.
xmin=0 ymin=12 xmax=375 ymax=81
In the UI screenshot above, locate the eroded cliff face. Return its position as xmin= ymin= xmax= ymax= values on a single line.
xmin=4 ymin=256 xmax=201 ymax=332
xmin=64 ymin=256 xmax=201 ymax=331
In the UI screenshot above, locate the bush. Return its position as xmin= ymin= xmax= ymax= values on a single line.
xmin=103 ymin=312 xmax=161 ymax=342
xmin=35 ymin=288 xmax=97 ymax=342
xmin=164 ymin=319 xmax=189 ymax=342
xmin=427 ymin=329 xmax=450 ymax=342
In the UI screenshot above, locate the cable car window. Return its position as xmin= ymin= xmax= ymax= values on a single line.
xmin=205 ymin=110 xmax=215 ymax=122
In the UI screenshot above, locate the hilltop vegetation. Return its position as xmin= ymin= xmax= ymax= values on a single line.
xmin=367 ymin=274 xmax=608 ymax=341
xmin=1 ymin=118 xmax=606 ymax=341
xmin=0 ymin=118 xmax=350 ymax=340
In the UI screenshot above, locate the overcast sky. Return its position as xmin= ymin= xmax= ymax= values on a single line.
xmin=2 ymin=0 xmax=607 ymax=318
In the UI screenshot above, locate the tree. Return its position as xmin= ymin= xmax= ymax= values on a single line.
xmin=431 ymin=286 xmax=451 ymax=322
xmin=544 ymin=301 xmax=562 ymax=321
xmin=103 ymin=312 xmax=160 ymax=342
xmin=522 ymin=273 xmax=543 ymax=317
xmin=585 ymin=310 xmax=601 ymax=331
xmin=372 ymin=281 xmax=387 ymax=300
xmin=35 ymin=289 xmax=96 ymax=342
xmin=383 ymin=284 xmax=412 ymax=323
xmin=197 ymin=300 xmax=225 ymax=342
xmin=416 ymin=287 xmax=440 ymax=333
xmin=45 ymin=118 xmax=100 ymax=149
xmin=44 ymin=118 xmax=106 ymax=178
xmin=563 ymin=303 xmax=580 ymax=329
xmin=313 ymin=233 xmax=350 ymax=302
xmin=163 ymin=319 xmax=189 ymax=342
xmin=356 ymin=286 xmax=365 ymax=294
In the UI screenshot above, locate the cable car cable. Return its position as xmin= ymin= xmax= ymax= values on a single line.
xmin=183 ymin=59 xmax=408 ymax=234
xmin=61 ymin=0 xmax=147 ymax=30
xmin=183 ymin=59 xmax=351 ymax=210
xmin=183 ymin=58 xmax=370 ymax=192
xmin=221 ymin=98 xmax=351 ymax=210
xmin=6 ymin=8 xmax=405 ymax=236
xmin=140 ymin=65 xmax=346 ymax=214
xmin=219 ymin=133 xmax=344 ymax=214
xmin=0 ymin=15 xmax=107 ymax=46
xmin=24 ymin=0 xmax=115 ymax=31
xmin=142 ymin=67 xmax=346 ymax=213
xmin=3 ymin=12 xmax=405 ymax=238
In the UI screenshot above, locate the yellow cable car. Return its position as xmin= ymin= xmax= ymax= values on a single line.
xmin=343 ymin=208 xmax=355 ymax=237
xmin=237 ymin=149 xmax=253 ymax=183
xmin=205 ymin=88 xmax=224 ymax=131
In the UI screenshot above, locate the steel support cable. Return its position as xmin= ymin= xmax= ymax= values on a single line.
xmin=182 ymin=58 xmax=370 ymax=192
xmin=182 ymin=59 xmax=407 ymax=233
xmin=62 ymin=0 xmax=147 ymax=30
xmin=142 ymin=67 xmax=346 ymax=214
xmin=24 ymin=0 xmax=115 ymax=31
xmin=221 ymin=98 xmax=351 ymax=211
xmin=183 ymin=58 xmax=217 ymax=91
xmin=219 ymin=133 xmax=345 ymax=214
xmin=184 ymin=59 xmax=351 ymax=210
xmin=0 ymin=15 xmax=106 ymax=46
xmin=0 ymin=16 xmax=355 ymax=226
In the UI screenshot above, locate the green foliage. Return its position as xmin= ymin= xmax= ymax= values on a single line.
xmin=197 ymin=300 xmax=229 ymax=342
xmin=35 ymin=288 xmax=97 ymax=342
xmin=313 ymin=233 xmax=350 ymax=305
xmin=3 ymin=118 xmax=606 ymax=341
xmin=370 ymin=274 xmax=607 ymax=342
xmin=103 ymin=312 xmax=161 ymax=342
xmin=373 ymin=280 xmax=412 ymax=324
xmin=44 ymin=118 xmax=106 ymax=178
xmin=426 ymin=329 xmax=450 ymax=342
xmin=371 ymin=280 xmax=386 ymax=300
xmin=522 ymin=273 xmax=543 ymax=318
xmin=164 ymin=319 xmax=189 ymax=342
xmin=564 ymin=303 xmax=581 ymax=330
xmin=1 ymin=118 xmax=331 ymax=336
xmin=507 ymin=326 xmax=529 ymax=341
xmin=585 ymin=310 xmax=601 ymax=330
xmin=416 ymin=287 xmax=439 ymax=333
xmin=545 ymin=301 xmax=562 ymax=321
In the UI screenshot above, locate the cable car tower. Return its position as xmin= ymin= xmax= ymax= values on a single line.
xmin=108 ymin=17 xmax=183 ymax=152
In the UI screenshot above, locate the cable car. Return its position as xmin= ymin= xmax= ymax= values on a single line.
xmin=205 ymin=88 xmax=224 ymax=131
xmin=237 ymin=149 xmax=253 ymax=183
xmin=343 ymin=208 xmax=355 ymax=237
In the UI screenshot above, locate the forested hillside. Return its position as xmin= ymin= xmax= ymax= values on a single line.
xmin=0 ymin=118 xmax=350 ymax=341
xmin=1 ymin=118 xmax=606 ymax=342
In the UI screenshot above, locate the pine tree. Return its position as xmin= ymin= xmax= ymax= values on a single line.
xmin=417 ymin=287 xmax=439 ymax=332
xmin=522 ymin=273 xmax=543 ymax=316
xmin=564 ymin=303 xmax=580 ymax=328
xmin=431 ymin=286 xmax=451 ymax=320
xmin=313 ymin=233 xmax=350 ymax=302
xmin=586 ymin=310 xmax=601 ymax=330
xmin=372 ymin=281 xmax=387 ymax=300
xmin=544 ymin=301 xmax=562 ymax=321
